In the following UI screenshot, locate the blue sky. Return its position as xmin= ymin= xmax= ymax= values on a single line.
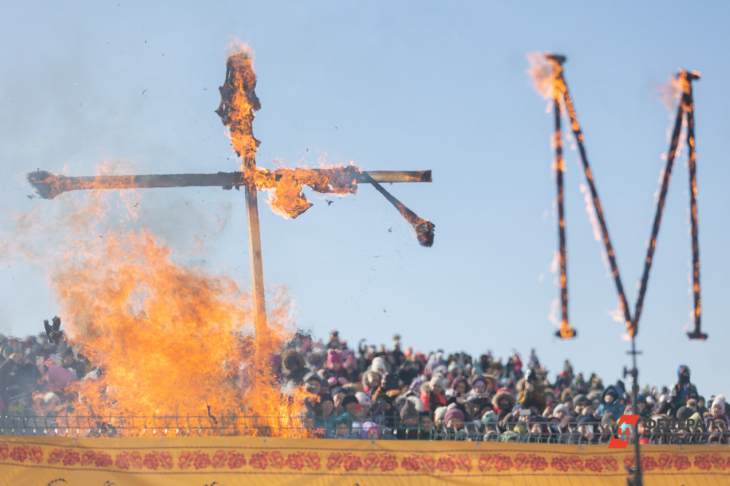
xmin=1 ymin=2 xmax=728 ymax=396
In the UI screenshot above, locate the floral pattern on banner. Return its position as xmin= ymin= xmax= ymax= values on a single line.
xmin=623 ymin=453 xmax=730 ymax=472
xmin=549 ymin=455 xmax=619 ymax=473
xmin=0 ymin=443 xmax=44 ymax=465
xmin=1 ymin=441 xmax=730 ymax=475
xmin=326 ymin=452 xmax=398 ymax=472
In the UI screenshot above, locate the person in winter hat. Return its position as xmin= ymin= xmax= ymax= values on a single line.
xmin=596 ymin=385 xmax=624 ymax=421
xmin=361 ymin=370 xmax=381 ymax=393
xmin=449 ymin=376 xmax=469 ymax=397
xmin=327 ymin=330 xmax=342 ymax=350
xmin=463 ymin=392 xmax=490 ymax=421
xmin=707 ymin=395 xmax=729 ymax=443
xmin=360 ymin=421 xmax=380 ymax=439
xmin=635 ymin=394 xmax=651 ymax=419
xmin=280 ymin=349 xmax=308 ymax=384
xmin=433 ymin=406 xmax=448 ymax=428
xmin=469 ymin=374 xmax=495 ymax=396
xmin=670 ymin=365 xmax=699 ymax=412
xmin=397 ymin=400 xmax=420 ymax=439
xmin=325 ymin=349 xmax=342 ymax=370
xmin=710 ymin=395 xmax=726 ymax=418
xmin=443 ymin=405 xmax=466 ymax=430
xmin=303 ymin=372 xmax=323 ymax=395
xmin=516 ymin=369 xmax=546 ymax=412
xmin=421 ymin=375 xmax=447 ymax=414
xmin=370 ymin=356 xmax=388 ymax=375
xmin=492 ymin=387 xmax=516 ymax=419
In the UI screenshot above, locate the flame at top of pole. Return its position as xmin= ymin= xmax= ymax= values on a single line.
xmin=216 ymin=44 xmax=261 ymax=164
xmin=527 ymin=52 xmax=567 ymax=102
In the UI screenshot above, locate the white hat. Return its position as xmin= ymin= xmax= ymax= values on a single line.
xmin=370 ymin=356 xmax=388 ymax=374
xmin=712 ymin=395 xmax=726 ymax=413
xmin=355 ymin=391 xmax=371 ymax=406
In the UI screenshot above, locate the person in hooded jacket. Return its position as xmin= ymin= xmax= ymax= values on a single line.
xmin=596 ymin=385 xmax=625 ymax=421
xmin=516 ymin=369 xmax=546 ymax=412
xmin=670 ymin=365 xmax=699 ymax=412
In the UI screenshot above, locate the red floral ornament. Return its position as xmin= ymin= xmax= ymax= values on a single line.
xmin=286 ymin=452 xmax=305 ymax=470
xmin=28 ymin=446 xmax=43 ymax=464
xmin=227 ymin=451 xmax=246 ymax=469
xmin=379 ymin=454 xmax=398 ymax=472
xmin=81 ymin=451 xmax=96 ymax=466
xmin=211 ymin=450 xmax=228 ymax=468
xmin=62 ymin=450 xmax=80 ymax=466
xmin=94 ymin=452 xmax=114 ymax=468
xmin=249 ymin=451 xmax=269 ymax=470
xmin=674 ymin=455 xmax=691 ymax=470
xmin=9 ymin=446 xmax=29 ymax=463
xmin=143 ymin=451 xmax=174 ymax=470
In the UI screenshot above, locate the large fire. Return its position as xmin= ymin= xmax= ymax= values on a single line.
xmin=10 ymin=152 xmax=310 ymax=436
xmin=55 ymin=231 xmax=249 ymax=417
xmin=39 ymin=187 xmax=308 ymax=436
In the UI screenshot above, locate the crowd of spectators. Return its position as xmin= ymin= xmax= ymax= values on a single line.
xmin=277 ymin=331 xmax=729 ymax=444
xmin=0 ymin=330 xmax=89 ymax=420
xmin=1 ymin=327 xmax=727 ymax=443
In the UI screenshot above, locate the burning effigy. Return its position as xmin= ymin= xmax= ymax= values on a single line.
xmin=17 ymin=43 xmax=435 ymax=439
xmin=28 ymin=47 xmax=434 ymax=243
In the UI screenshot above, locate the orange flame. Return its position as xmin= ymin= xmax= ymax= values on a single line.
xmin=251 ymin=166 xmax=359 ymax=219
xmin=22 ymin=172 xmax=309 ymax=436
xmin=57 ymin=230 xmax=307 ymax=436
xmin=56 ymin=231 xmax=249 ymax=418
xmin=527 ymin=52 xmax=567 ymax=103
xmin=217 ymin=45 xmax=260 ymax=163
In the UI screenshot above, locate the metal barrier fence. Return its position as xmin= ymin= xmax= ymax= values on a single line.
xmin=0 ymin=415 xmax=727 ymax=444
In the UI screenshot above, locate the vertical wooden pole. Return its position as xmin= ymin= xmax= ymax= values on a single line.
xmin=683 ymin=73 xmax=706 ymax=340
xmin=546 ymin=54 xmax=575 ymax=339
xmin=243 ymin=160 xmax=269 ymax=364
xmin=557 ymin=62 xmax=633 ymax=336
xmin=553 ymin=91 xmax=571 ymax=338
xmin=216 ymin=50 xmax=269 ymax=375
xmin=633 ymin=71 xmax=687 ymax=335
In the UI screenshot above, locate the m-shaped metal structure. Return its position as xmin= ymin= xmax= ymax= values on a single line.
xmin=539 ymin=53 xmax=705 ymax=341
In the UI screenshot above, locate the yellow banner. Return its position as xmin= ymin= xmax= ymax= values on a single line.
xmin=1 ymin=436 xmax=728 ymax=485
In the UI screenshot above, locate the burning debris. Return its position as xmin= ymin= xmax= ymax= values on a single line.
xmin=532 ymin=53 xmax=706 ymax=340
xmin=361 ymin=172 xmax=434 ymax=247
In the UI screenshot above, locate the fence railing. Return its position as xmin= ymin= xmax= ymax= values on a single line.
xmin=1 ymin=415 xmax=727 ymax=444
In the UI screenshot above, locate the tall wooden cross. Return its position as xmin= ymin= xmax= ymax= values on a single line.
xmin=28 ymin=49 xmax=434 ymax=373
